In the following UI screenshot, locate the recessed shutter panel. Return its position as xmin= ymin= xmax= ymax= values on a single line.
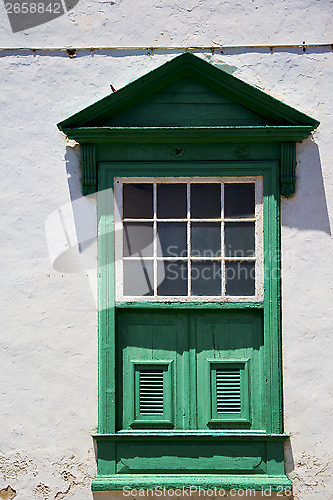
xmin=139 ymin=369 xmax=164 ymax=414
xmin=216 ymin=368 xmax=241 ymax=413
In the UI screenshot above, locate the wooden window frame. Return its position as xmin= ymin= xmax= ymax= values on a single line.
xmin=92 ymin=160 xmax=290 ymax=491
xmin=57 ymin=51 xmax=319 ymax=494
xmin=114 ymin=176 xmax=264 ymax=303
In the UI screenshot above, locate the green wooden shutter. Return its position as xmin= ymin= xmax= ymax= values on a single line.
xmin=216 ymin=367 xmax=242 ymax=414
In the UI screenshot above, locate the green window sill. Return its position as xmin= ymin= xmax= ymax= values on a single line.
xmin=91 ymin=474 xmax=292 ymax=492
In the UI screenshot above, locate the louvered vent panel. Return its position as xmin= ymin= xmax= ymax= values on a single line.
xmin=139 ymin=369 xmax=164 ymax=414
xmin=216 ymin=368 xmax=241 ymax=413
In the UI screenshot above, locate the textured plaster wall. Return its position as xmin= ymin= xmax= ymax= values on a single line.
xmin=1 ymin=1 xmax=333 ymax=499
xmin=0 ymin=0 xmax=333 ymax=47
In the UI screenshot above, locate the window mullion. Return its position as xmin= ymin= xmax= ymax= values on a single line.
xmin=187 ymin=181 xmax=191 ymax=297
xmin=153 ymin=181 xmax=157 ymax=296
xmin=221 ymin=181 xmax=225 ymax=297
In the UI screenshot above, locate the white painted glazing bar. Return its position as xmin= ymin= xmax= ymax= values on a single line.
xmin=187 ymin=181 xmax=191 ymax=297
xmin=221 ymin=181 xmax=225 ymax=297
xmin=153 ymin=181 xmax=157 ymax=296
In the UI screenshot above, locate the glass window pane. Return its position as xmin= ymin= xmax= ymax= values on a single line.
xmin=224 ymin=222 xmax=255 ymax=258
xmin=191 ymin=184 xmax=221 ymax=218
xmin=123 ymin=184 xmax=153 ymax=219
xmin=191 ymin=261 xmax=221 ymax=296
xmin=191 ymin=223 xmax=221 ymax=257
xmin=157 ymin=223 xmax=187 ymax=257
xmin=225 ymin=261 xmax=255 ymax=296
xmin=157 ymin=261 xmax=187 ymax=296
xmin=157 ymin=184 xmax=187 ymax=219
xmin=123 ymin=223 xmax=153 ymax=257
xmin=124 ymin=260 xmax=153 ymax=296
xmin=224 ymin=183 xmax=255 ymax=219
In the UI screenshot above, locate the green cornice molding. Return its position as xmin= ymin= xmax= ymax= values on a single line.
xmin=62 ymin=125 xmax=314 ymax=144
xmin=58 ymin=53 xmax=318 ymax=198
xmin=57 ymin=53 xmax=319 ymax=130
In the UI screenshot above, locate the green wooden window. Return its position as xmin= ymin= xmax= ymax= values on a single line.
xmin=115 ymin=177 xmax=263 ymax=302
xmin=57 ymin=53 xmax=319 ymax=492
xmin=119 ymin=308 xmax=262 ymax=432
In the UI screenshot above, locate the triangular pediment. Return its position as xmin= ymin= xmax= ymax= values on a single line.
xmin=58 ymin=53 xmax=319 ymax=137
xmin=100 ymin=77 xmax=275 ymax=128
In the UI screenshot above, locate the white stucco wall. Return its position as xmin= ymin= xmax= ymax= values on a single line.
xmin=1 ymin=1 xmax=333 ymax=499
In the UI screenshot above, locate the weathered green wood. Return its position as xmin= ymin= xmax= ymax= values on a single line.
xmin=194 ymin=310 xmax=263 ymax=430
xmin=116 ymin=441 xmax=266 ymax=474
xmin=263 ymin=165 xmax=283 ymax=433
xmin=61 ymin=125 xmax=314 ymax=144
xmin=98 ymin=160 xmax=277 ymax=178
xmin=94 ymin=161 xmax=287 ymax=488
xmin=97 ymin=170 xmax=116 ymax=434
xmin=280 ymin=142 xmax=297 ymax=197
xmin=94 ymin=432 xmax=290 ymax=440
xmin=96 ymin=142 xmax=280 ymax=163
xmin=104 ymin=103 xmax=272 ymax=127
xmin=81 ymin=143 xmax=96 ymax=195
xmin=91 ymin=474 xmax=292 ymax=491
xmin=266 ymin=440 xmax=286 ymax=475
xmin=117 ymin=310 xmax=188 ymax=430
xmin=117 ymin=309 xmax=265 ymax=432
xmin=116 ymin=302 xmax=264 ymax=309
xmin=98 ymin=441 xmax=116 ymax=476
xmin=93 ymin=432 xmax=290 ymax=480
xmin=103 ymin=77 xmax=273 ymax=127
xmin=147 ymin=78 xmax=235 ymax=104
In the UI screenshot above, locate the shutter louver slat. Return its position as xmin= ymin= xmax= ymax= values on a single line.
xmin=139 ymin=369 xmax=164 ymax=414
xmin=216 ymin=368 xmax=241 ymax=413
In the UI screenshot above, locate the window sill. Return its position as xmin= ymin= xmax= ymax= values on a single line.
xmin=91 ymin=474 xmax=292 ymax=492
xmin=93 ymin=431 xmax=289 ymax=440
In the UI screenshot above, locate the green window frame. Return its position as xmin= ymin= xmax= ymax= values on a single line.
xmin=56 ymin=52 xmax=319 ymax=493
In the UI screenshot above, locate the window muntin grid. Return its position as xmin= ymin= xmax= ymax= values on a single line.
xmin=114 ymin=177 xmax=263 ymax=302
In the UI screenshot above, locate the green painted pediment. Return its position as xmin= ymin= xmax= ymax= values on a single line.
xmin=58 ymin=52 xmax=319 ymax=138
xmin=100 ymin=77 xmax=274 ymax=128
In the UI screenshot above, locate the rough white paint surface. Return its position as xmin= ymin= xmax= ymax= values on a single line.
xmin=0 ymin=0 xmax=333 ymax=47
xmin=1 ymin=5 xmax=333 ymax=498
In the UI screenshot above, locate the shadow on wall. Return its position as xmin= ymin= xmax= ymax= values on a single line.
xmin=64 ymin=138 xmax=331 ymax=237
xmin=61 ymin=144 xmax=97 ymax=274
xmin=282 ymin=138 xmax=331 ymax=235
xmin=284 ymin=438 xmax=295 ymax=476
xmin=45 ymin=145 xmax=97 ymax=304
xmin=65 ymin=143 xmax=82 ymax=202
